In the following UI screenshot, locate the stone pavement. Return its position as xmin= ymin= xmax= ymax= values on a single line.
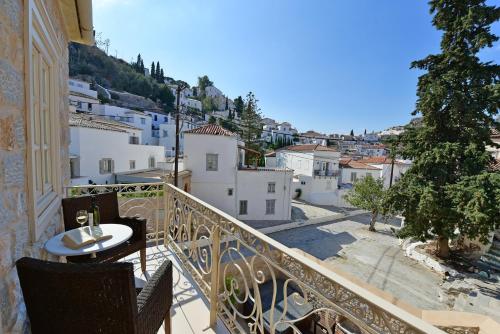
xmin=268 ymin=213 xmax=500 ymax=321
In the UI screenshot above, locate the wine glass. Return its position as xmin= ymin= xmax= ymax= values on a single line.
xmin=76 ymin=210 xmax=88 ymax=230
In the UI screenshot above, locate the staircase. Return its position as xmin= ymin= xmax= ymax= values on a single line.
xmin=478 ymin=231 xmax=500 ymax=272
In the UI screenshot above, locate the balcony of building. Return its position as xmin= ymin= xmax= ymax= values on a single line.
xmin=64 ymin=182 xmax=484 ymax=334
xmin=313 ymin=169 xmax=340 ymax=178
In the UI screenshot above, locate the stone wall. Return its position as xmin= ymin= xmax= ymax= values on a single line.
xmin=0 ymin=0 xmax=70 ymax=332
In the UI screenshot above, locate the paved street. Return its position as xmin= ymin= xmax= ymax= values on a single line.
xmin=269 ymin=213 xmax=447 ymax=310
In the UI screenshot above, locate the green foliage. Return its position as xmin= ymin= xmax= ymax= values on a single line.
xmin=202 ymin=96 xmax=217 ymax=112
xmin=386 ymin=0 xmax=500 ymax=255
xmin=197 ymin=75 xmax=213 ymax=97
xmin=69 ymin=43 xmax=174 ymax=111
xmin=344 ymin=175 xmax=386 ymax=231
xmin=218 ymin=118 xmax=239 ymax=133
xmin=97 ymin=92 xmax=110 ymax=104
xmin=446 ymin=173 xmax=500 ymax=243
xmin=350 ymin=129 xmax=354 ymax=136
xmin=224 ymin=275 xmax=240 ymax=306
xmin=239 ymin=92 xmax=262 ymax=146
xmin=208 ymin=116 xmax=216 ymax=124
xmin=233 ymin=96 xmax=244 ymax=118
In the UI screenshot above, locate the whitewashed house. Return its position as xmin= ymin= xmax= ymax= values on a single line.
xmin=339 ymin=158 xmax=382 ymax=186
xmin=204 ymin=85 xmax=224 ymax=98
xmin=68 ymin=78 xmax=99 ymax=113
xmin=261 ymin=119 xmax=298 ymax=144
xmin=184 ymin=124 xmax=293 ymax=221
xmin=96 ymin=104 xmax=154 ymax=145
xmin=275 ymin=144 xmax=341 ymax=205
xmin=159 ymin=117 xmax=198 ymax=157
xmin=355 ymin=143 xmax=386 ymax=157
xmin=186 ymin=98 xmax=202 ymax=111
xmin=299 ymin=130 xmax=328 ymax=146
xmin=360 ymin=157 xmax=412 ymax=188
xmin=69 ymin=113 xmax=165 ymax=186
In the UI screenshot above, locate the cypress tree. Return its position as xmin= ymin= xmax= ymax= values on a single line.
xmin=151 ymin=62 xmax=155 ymax=79
xmin=156 ymin=61 xmax=161 ymax=81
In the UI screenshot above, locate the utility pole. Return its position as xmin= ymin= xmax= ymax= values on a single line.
xmin=174 ymin=87 xmax=181 ymax=187
xmin=174 ymin=83 xmax=186 ymax=187
xmin=389 ymin=158 xmax=395 ymax=187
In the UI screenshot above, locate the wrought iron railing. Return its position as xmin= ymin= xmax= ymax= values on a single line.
xmin=66 ymin=182 xmax=165 ymax=241
xmin=66 ymin=182 xmax=447 ymax=334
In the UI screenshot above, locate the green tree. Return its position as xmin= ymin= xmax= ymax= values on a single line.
xmin=150 ymin=62 xmax=155 ymax=79
xmin=234 ymin=96 xmax=244 ymax=118
xmin=239 ymin=92 xmax=262 ymax=145
xmin=197 ymin=75 xmax=213 ymax=97
xmin=155 ymin=61 xmax=161 ymax=82
xmin=202 ymin=96 xmax=217 ymax=112
xmin=192 ymin=87 xmax=198 ymax=97
xmin=157 ymin=85 xmax=175 ymax=112
xmin=160 ymin=68 xmax=165 ymax=83
xmin=225 ymin=96 xmax=229 ymax=110
xmin=386 ymin=0 xmax=500 ymax=258
xmin=208 ymin=115 xmax=216 ymax=124
xmin=345 ymin=175 xmax=386 ymax=232
xmin=350 ymin=129 xmax=354 ymax=136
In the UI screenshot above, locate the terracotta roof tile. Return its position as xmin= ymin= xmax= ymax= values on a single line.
xmin=280 ymin=144 xmax=337 ymax=153
xmin=340 ymin=159 xmax=381 ymax=170
xmin=185 ymin=124 xmax=236 ymax=136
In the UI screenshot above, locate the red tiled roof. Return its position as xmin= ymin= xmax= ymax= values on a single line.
xmin=184 ymin=124 xmax=236 ymax=136
xmin=360 ymin=157 xmax=393 ymax=164
xmin=340 ymin=159 xmax=381 ymax=170
xmin=280 ymin=144 xmax=337 ymax=153
xmin=491 ymin=128 xmax=500 ymax=138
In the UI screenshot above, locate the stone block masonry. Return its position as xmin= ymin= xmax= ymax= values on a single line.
xmin=0 ymin=0 xmax=71 ymax=332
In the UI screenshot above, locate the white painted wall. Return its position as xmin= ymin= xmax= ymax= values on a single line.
xmin=339 ymin=167 xmax=381 ymax=185
xmin=68 ymin=79 xmax=97 ymax=98
xmin=184 ymin=133 xmax=239 ymax=216
xmin=184 ymin=132 xmax=292 ymax=221
xmin=96 ymin=105 xmax=154 ymax=145
xmin=69 ymin=126 xmax=165 ymax=186
xmin=236 ymin=170 xmax=292 ymax=221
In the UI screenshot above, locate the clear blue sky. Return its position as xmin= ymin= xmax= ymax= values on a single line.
xmin=92 ymin=0 xmax=499 ymax=134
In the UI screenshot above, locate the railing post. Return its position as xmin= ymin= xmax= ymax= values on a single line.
xmin=209 ymin=224 xmax=221 ymax=328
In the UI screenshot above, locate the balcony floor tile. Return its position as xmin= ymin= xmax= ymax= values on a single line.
xmin=122 ymin=244 xmax=231 ymax=334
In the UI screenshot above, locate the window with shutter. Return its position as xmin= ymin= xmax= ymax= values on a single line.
xmin=26 ymin=0 xmax=63 ymax=241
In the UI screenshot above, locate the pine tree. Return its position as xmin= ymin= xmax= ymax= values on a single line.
xmin=155 ymin=61 xmax=161 ymax=82
xmin=225 ymin=96 xmax=229 ymax=110
xmin=239 ymin=92 xmax=263 ymax=148
xmin=150 ymin=62 xmax=155 ymax=79
xmin=160 ymin=68 xmax=164 ymax=83
xmin=234 ymin=96 xmax=244 ymax=118
xmin=350 ymin=129 xmax=354 ymax=136
xmin=386 ymin=0 xmax=500 ymax=258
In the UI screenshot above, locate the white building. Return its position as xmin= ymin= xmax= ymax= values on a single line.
xmin=299 ymin=131 xmax=328 ymax=146
xmin=96 ymin=104 xmax=154 ymax=145
xmin=184 ymin=124 xmax=293 ymax=221
xmin=355 ymin=143 xmax=386 ymax=157
xmin=275 ymin=144 xmax=341 ymax=205
xmin=360 ymin=157 xmax=412 ymax=188
xmin=339 ymin=159 xmax=382 ymax=186
xmin=69 ymin=113 xmax=165 ymax=186
xmin=262 ymin=120 xmax=298 ymax=144
xmin=186 ymin=98 xmax=202 ymax=111
xmin=68 ymin=78 xmax=99 ymax=113
xmin=159 ymin=118 xmax=198 ymax=157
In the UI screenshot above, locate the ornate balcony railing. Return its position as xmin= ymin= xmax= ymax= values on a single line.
xmin=66 ymin=182 xmax=453 ymax=334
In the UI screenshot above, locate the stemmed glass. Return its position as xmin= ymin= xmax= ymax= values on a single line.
xmin=76 ymin=210 xmax=88 ymax=230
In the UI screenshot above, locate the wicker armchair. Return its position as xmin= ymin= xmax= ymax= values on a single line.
xmin=62 ymin=192 xmax=147 ymax=271
xmin=16 ymin=257 xmax=173 ymax=334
